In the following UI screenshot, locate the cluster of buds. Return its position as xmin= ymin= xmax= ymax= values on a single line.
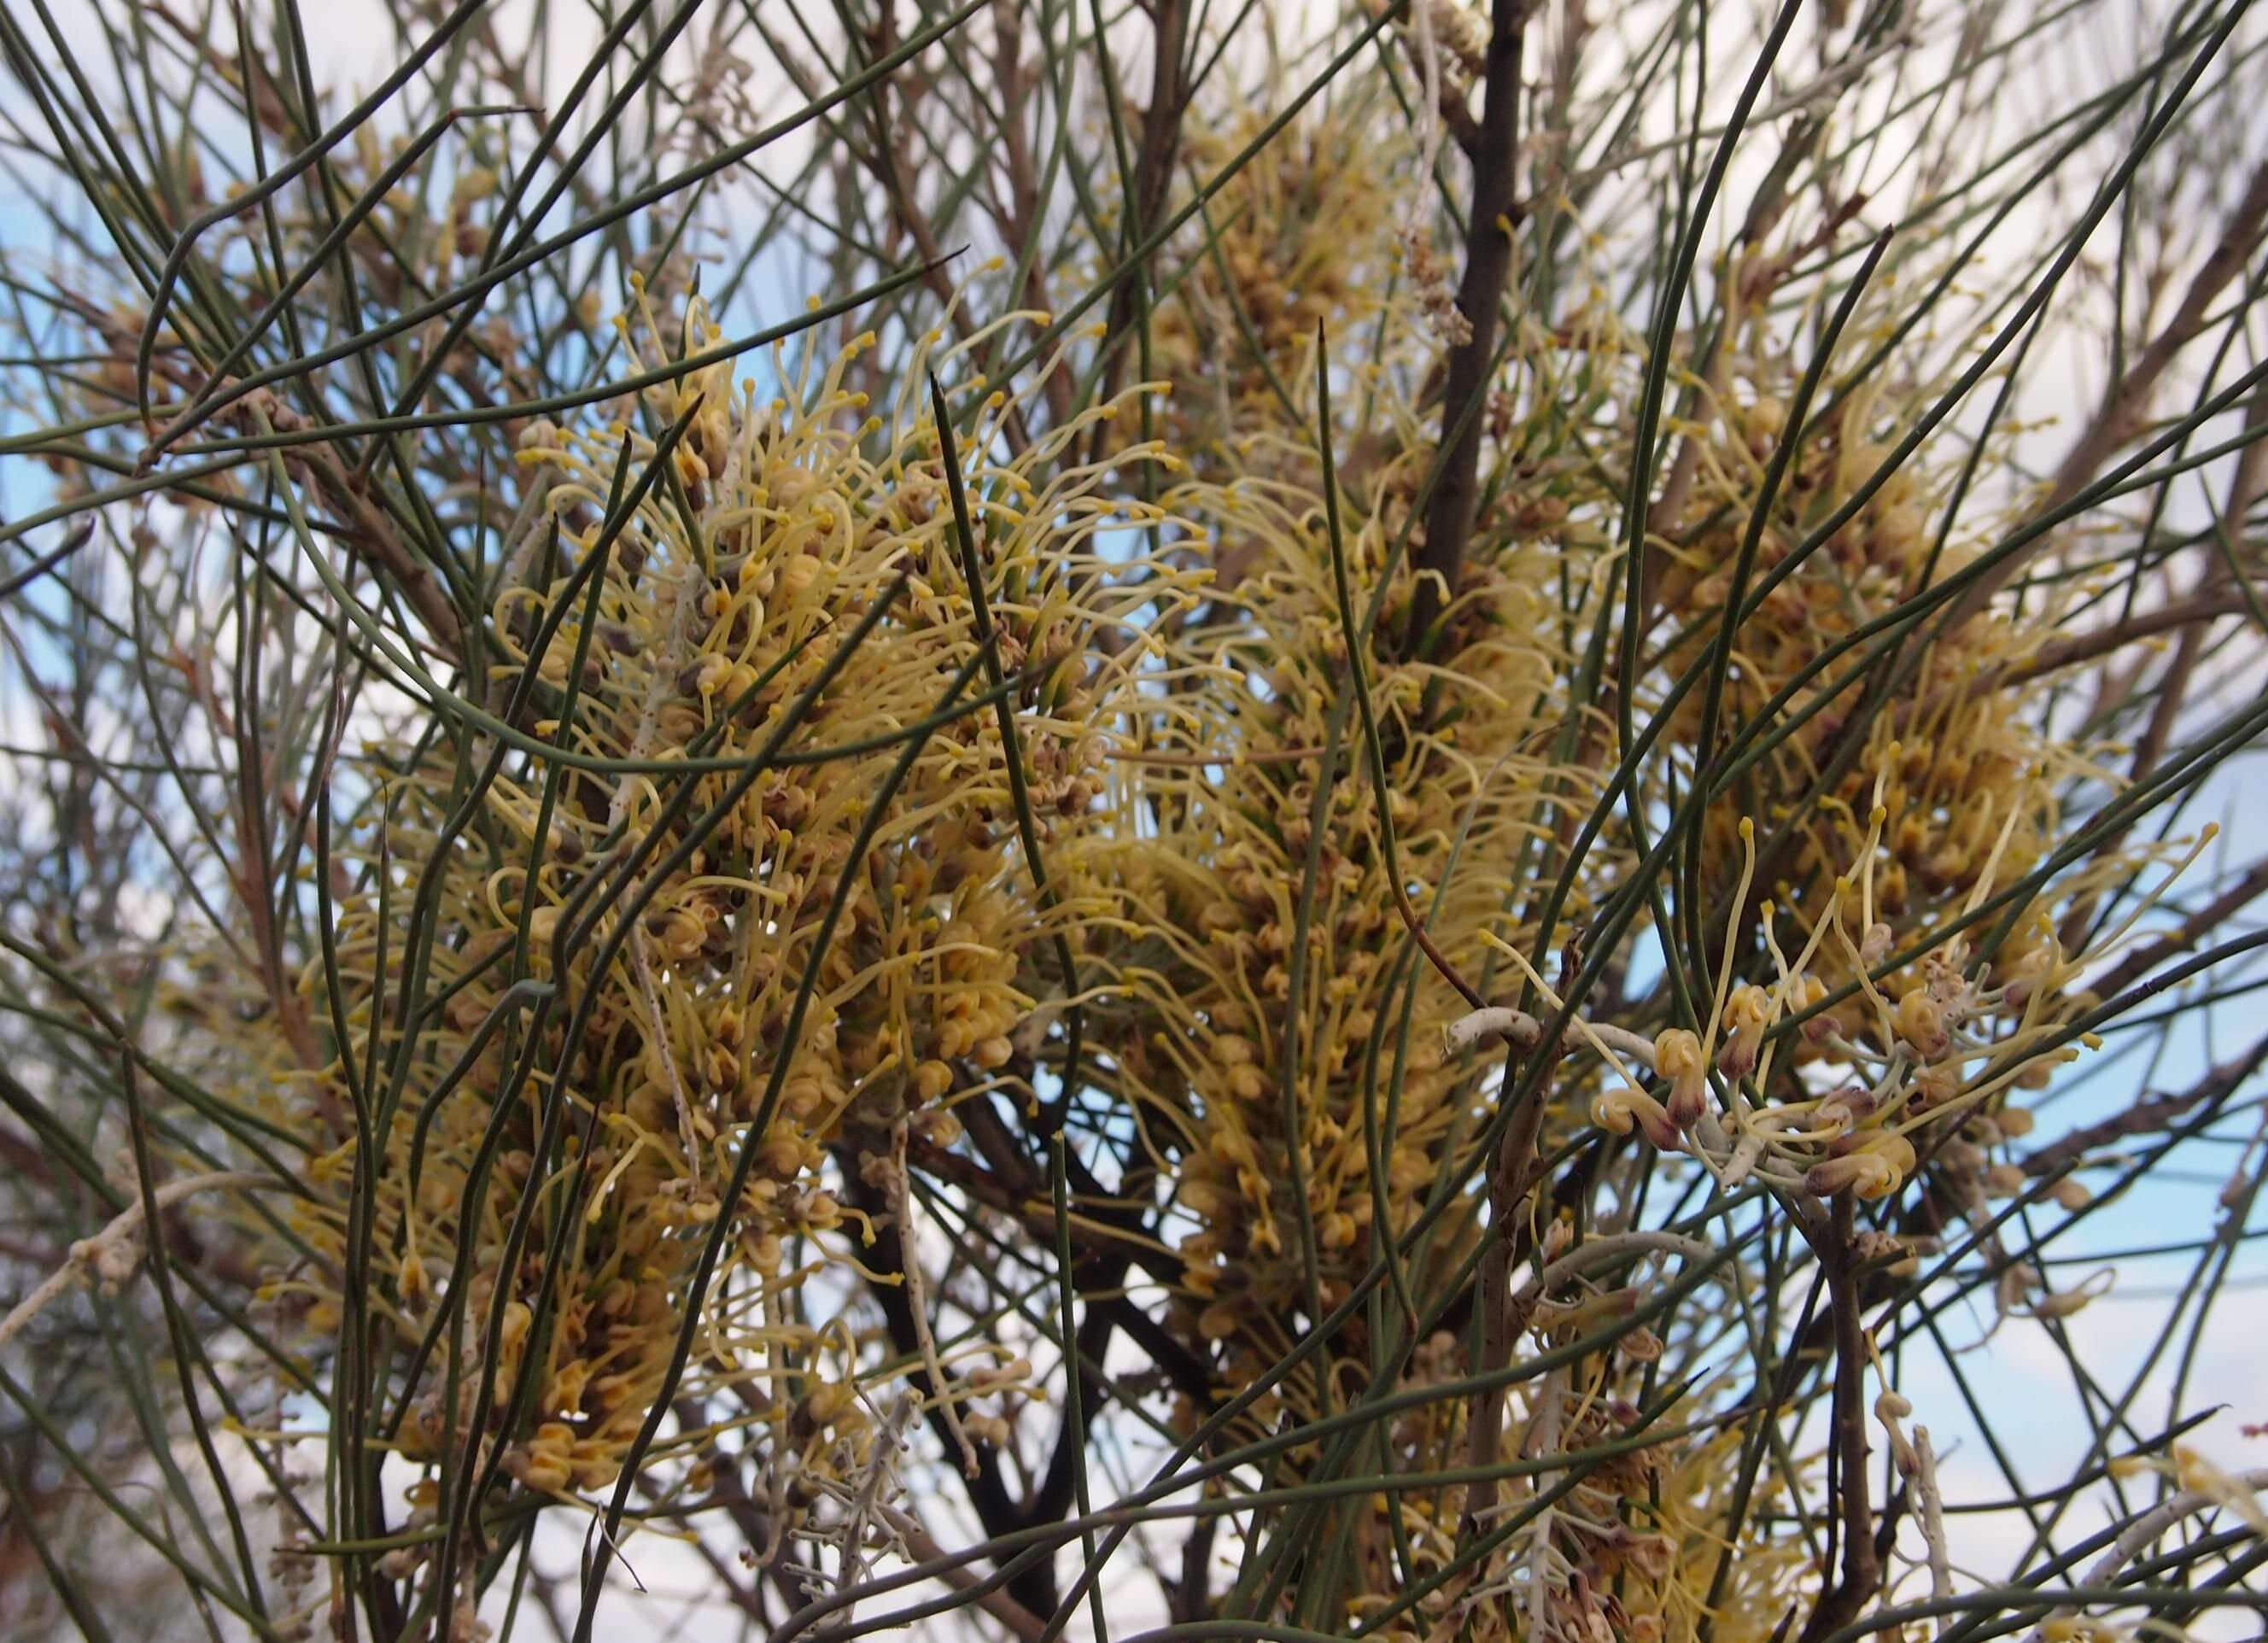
xmin=1148 ymin=100 xmax=1403 ymax=482
xmin=1119 ymin=464 xmax=1575 ymax=1386
xmin=274 ymin=286 xmax=1185 ymax=1595
xmin=1560 ymin=804 xmax=2126 ymax=1220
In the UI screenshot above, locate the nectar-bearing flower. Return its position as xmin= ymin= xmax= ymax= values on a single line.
xmin=275 ymin=289 xmax=1188 ymax=1547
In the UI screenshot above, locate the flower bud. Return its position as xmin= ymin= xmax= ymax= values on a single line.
xmin=1816 ymin=1085 xmax=1878 ymax=1131
xmin=1718 ymin=985 xmax=1772 ymax=1078
xmin=1592 ymin=1085 xmax=1681 ymax=1150
xmin=1807 ymin=1132 xmax=1912 ymax=1200
xmin=2050 ymin=1178 xmax=2092 ymax=1212
xmin=1895 ymin=987 xmax=1951 ymax=1058
xmin=1982 ymin=1163 xmax=2025 ymax=1198
xmin=1654 ymin=1028 xmax=1709 ymax=1126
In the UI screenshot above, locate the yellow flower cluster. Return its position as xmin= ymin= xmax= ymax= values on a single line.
xmin=279 ymin=289 xmax=1185 ymax=1526
xmin=227 ymin=53 xmax=2189 ymax=1643
xmin=1150 ymin=92 xmax=1405 ymax=484
xmin=1078 ymin=121 xmax=2171 ymax=1637
xmin=1103 ymin=387 xmax=1578 ymax=1398
xmin=1655 ymin=344 xmax=2101 ymax=1003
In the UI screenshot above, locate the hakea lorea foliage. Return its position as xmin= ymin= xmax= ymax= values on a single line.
xmin=1073 ymin=85 xmax=2182 ymax=1641
xmin=213 ymin=52 xmax=2211 ymax=1643
xmin=274 ymin=285 xmax=1191 ymax=1535
xmin=1151 ymin=86 xmax=1406 ymax=483
xmin=1624 ymin=285 xmax=2186 ymax=1236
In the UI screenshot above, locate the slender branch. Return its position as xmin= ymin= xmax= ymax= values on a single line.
xmin=1454 ymin=1042 xmax=1552 ymax=1544
xmin=1407 ymin=0 xmax=1530 ymax=652
xmin=236 ymin=392 xmax=468 ymax=663
xmin=1979 ymin=586 xmax=2265 ymax=697
xmin=2015 ymin=1469 xmax=2268 ymax=1643
xmin=1797 ymin=1200 xmax=1881 ymax=1643
xmin=1947 ymin=161 xmax=2268 ymax=628
xmin=2024 ymin=1036 xmax=2268 ymax=1178
xmin=874 ymin=1504 xmax=1051 ymax=1643
xmin=2083 ymin=857 xmax=2268 ymax=1005
xmin=0 ymin=1172 xmax=289 ymax=1357
xmin=1913 ymin=1428 xmax=1952 ymax=1621
xmin=1086 ymin=0 xmax=1190 ymax=441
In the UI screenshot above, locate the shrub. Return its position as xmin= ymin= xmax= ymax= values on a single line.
xmin=1 ymin=2 xmax=2265 ymax=1639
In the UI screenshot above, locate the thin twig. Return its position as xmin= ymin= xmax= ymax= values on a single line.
xmin=1797 ymin=1200 xmax=1881 ymax=1643
xmin=0 ymin=1172 xmax=289 ymax=1357
xmin=874 ymin=1503 xmax=1051 ymax=1643
xmin=1947 ymin=161 xmax=2268 ymax=628
xmin=1407 ymin=0 xmax=1531 ymax=652
xmin=889 ymin=1118 xmax=981 ymax=1480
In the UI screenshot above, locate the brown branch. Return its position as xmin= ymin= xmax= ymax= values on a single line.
xmin=146 ymin=3 xmax=299 ymax=139
xmin=217 ymin=593 xmax=326 ymax=1085
xmin=856 ymin=22 xmax=966 ymax=307
xmin=2217 ymin=375 xmax=2268 ymax=550
xmin=2122 ymin=375 xmax=2268 ymax=776
xmin=987 ymin=2 xmax=1074 ymax=431
xmin=2025 ymin=1034 xmax=2268 ymax=1178
xmin=0 ymin=1172 xmax=289 ymax=1354
xmin=213 ymin=389 xmax=466 ymax=664
xmin=2023 ymin=1090 xmax=2206 ymax=1178
xmin=1086 ymin=0 xmax=1191 ymax=455
xmin=1631 ymin=130 xmax=1827 ymax=586
xmin=840 ymin=16 xmax=1043 ymax=461
xmin=1408 ymin=0 xmax=1531 ymax=653
xmin=1797 ymin=1199 xmax=1881 ymax=1643
xmin=875 ymin=1504 xmax=1050 ymax=1643
xmin=2083 ymin=856 xmax=2268 ymax=1006
xmin=1022 ymin=1301 xmax=1117 ymax=1530
xmin=1391 ymin=876 xmax=1488 ymax=1010
xmin=1098 ymin=1295 xmax=1216 ymax=1406
xmin=661 ymin=1398 xmax=780 ymax=1623
xmin=1983 ymin=585 xmax=2261 ymax=694
xmin=908 ymin=1134 xmax=1184 ymax=1288
xmin=1167 ymin=1514 xmax=1219 ymax=1626
xmin=2056 ymin=377 xmax=2268 ymax=953
xmin=1946 ymin=160 xmax=2268 ymax=629
xmin=839 ymin=1167 xmax=1038 ymax=1605
xmin=1394 ymin=18 xmax=1482 ymax=157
